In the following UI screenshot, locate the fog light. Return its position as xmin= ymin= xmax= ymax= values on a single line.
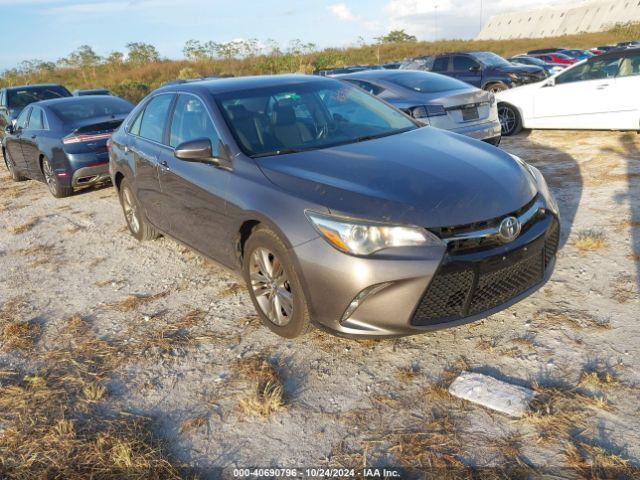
xmin=340 ymin=282 xmax=392 ymax=323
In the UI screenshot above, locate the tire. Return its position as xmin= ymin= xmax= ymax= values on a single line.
xmin=498 ymin=103 xmax=523 ymax=137
xmin=243 ymin=226 xmax=313 ymax=338
xmin=485 ymin=82 xmax=509 ymax=93
xmin=118 ymin=177 xmax=159 ymax=241
xmin=42 ymin=157 xmax=73 ymax=198
xmin=3 ymin=148 xmax=27 ymax=182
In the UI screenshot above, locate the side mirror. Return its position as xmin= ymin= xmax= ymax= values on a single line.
xmin=174 ymin=138 xmax=217 ymax=163
xmin=4 ymin=124 xmax=14 ymax=135
xmin=469 ymin=65 xmax=481 ymax=72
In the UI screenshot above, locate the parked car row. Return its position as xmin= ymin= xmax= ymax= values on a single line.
xmin=2 ymin=74 xmax=561 ymax=340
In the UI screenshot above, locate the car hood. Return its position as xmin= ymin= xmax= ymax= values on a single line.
xmin=257 ymin=128 xmax=538 ymax=228
xmin=496 ymin=64 xmax=544 ymax=74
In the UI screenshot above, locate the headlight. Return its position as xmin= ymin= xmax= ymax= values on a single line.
xmin=306 ymin=211 xmax=443 ymax=256
xmin=508 ymin=72 xmax=521 ymax=81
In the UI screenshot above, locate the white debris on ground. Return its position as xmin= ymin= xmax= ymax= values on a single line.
xmin=448 ymin=371 xmax=535 ymax=417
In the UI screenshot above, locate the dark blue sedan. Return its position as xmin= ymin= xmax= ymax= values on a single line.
xmin=3 ymin=96 xmax=133 ymax=197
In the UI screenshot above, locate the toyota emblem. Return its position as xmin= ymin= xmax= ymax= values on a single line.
xmin=498 ymin=216 xmax=521 ymax=243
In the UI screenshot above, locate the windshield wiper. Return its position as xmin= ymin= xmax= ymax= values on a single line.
xmin=252 ymin=148 xmax=305 ymax=158
xmin=354 ymin=127 xmax=415 ymax=143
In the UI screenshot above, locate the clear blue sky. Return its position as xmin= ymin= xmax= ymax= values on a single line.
xmin=2 ymin=0 xmax=555 ymax=71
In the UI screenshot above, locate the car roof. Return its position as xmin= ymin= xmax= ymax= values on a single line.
xmin=4 ymin=83 xmax=66 ymax=91
xmin=35 ymin=96 xmax=129 ymax=107
xmin=593 ymin=46 xmax=640 ymax=60
xmin=155 ymin=74 xmax=336 ymax=95
xmin=335 ymin=69 xmax=439 ymax=81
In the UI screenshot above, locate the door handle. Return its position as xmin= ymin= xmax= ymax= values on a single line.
xmin=159 ymin=159 xmax=170 ymax=174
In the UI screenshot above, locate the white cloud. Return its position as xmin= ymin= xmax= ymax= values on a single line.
xmin=328 ymin=2 xmax=381 ymax=31
xmin=383 ymin=0 xmax=563 ymax=39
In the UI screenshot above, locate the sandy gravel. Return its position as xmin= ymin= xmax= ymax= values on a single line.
xmin=1 ymin=129 xmax=639 ymax=477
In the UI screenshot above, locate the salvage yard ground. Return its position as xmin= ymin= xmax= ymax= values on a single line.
xmin=0 ymin=130 xmax=639 ymax=478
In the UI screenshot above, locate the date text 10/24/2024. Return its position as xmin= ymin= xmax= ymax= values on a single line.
xmin=232 ymin=468 xmax=402 ymax=478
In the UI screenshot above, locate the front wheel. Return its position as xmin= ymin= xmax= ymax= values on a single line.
xmin=42 ymin=157 xmax=73 ymax=198
xmin=485 ymin=82 xmax=509 ymax=94
xmin=243 ymin=227 xmax=313 ymax=338
xmin=498 ymin=103 xmax=523 ymax=136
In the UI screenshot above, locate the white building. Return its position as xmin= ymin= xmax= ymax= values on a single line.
xmin=477 ymin=0 xmax=640 ymax=40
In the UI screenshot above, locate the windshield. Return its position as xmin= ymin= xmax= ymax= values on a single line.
xmin=7 ymin=86 xmax=70 ymax=109
xmin=470 ymin=52 xmax=512 ymax=68
xmin=49 ymin=97 xmax=133 ymax=123
xmin=388 ymin=71 xmax=470 ymax=93
xmin=215 ymin=81 xmax=417 ymax=158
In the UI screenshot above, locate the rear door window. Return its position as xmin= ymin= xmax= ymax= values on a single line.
xmin=28 ymin=108 xmax=44 ymax=130
xmin=138 ymin=94 xmax=174 ymax=144
xmin=432 ymin=56 xmax=450 ymax=72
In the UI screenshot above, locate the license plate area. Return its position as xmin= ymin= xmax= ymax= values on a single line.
xmin=461 ymin=106 xmax=479 ymax=121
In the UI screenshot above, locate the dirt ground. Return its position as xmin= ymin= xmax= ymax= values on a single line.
xmin=1 ymin=129 xmax=639 ymax=478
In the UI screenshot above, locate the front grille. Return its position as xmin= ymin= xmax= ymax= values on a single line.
xmin=467 ymin=253 xmax=543 ymax=315
xmin=412 ymin=217 xmax=559 ymax=327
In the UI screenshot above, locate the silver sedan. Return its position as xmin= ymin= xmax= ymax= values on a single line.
xmin=336 ymin=69 xmax=502 ymax=145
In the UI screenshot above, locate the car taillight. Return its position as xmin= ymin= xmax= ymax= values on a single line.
xmin=62 ymin=132 xmax=112 ymax=145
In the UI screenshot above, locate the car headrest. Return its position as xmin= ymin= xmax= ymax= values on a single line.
xmin=227 ymin=104 xmax=251 ymax=121
xmin=271 ymin=104 xmax=296 ymax=126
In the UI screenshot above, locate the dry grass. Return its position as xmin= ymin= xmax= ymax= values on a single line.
xmin=0 ymin=314 xmax=184 ymax=479
xmin=523 ymin=384 xmax=610 ymax=443
xmin=574 ymin=230 xmax=608 ymax=252
xmin=579 ymin=368 xmax=619 ymax=390
xmin=565 ymin=441 xmax=640 ymax=479
xmin=0 ymin=297 xmax=40 ymax=352
xmin=7 ymin=217 xmax=40 ymax=234
xmin=396 ymin=363 xmax=421 ymax=381
xmin=233 ymin=355 xmax=285 ymax=418
xmin=610 ymin=274 xmax=638 ymax=304
xmin=533 ymin=308 xmax=611 ymax=331
xmin=110 ymin=290 xmax=170 ymax=312
xmin=180 ymin=416 xmax=208 ymax=435
xmin=422 ymin=358 xmax=470 ymax=405
xmin=219 ymin=282 xmax=247 ymax=298
xmin=15 ymin=243 xmax=61 ymax=267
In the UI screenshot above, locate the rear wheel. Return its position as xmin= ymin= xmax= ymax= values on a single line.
xmin=42 ymin=157 xmax=73 ymax=198
xmin=498 ymin=103 xmax=523 ymax=136
xmin=243 ymin=226 xmax=313 ymax=338
xmin=118 ymin=177 xmax=159 ymax=241
xmin=3 ymin=148 xmax=27 ymax=181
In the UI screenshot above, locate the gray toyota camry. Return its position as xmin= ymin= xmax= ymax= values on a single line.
xmin=109 ymin=75 xmax=559 ymax=338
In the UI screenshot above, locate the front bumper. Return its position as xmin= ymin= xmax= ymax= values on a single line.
xmin=293 ymin=210 xmax=559 ymax=338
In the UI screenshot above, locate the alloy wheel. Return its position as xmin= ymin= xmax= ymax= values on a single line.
xmin=42 ymin=159 xmax=57 ymax=195
xmin=249 ymin=247 xmax=293 ymax=326
xmin=121 ymin=187 xmax=140 ymax=234
xmin=498 ymin=105 xmax=517 ymax=135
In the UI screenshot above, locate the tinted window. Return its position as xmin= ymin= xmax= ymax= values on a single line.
xmin=49 ymin=97 xmax=132 ymax=123
xmin=139 ymin=95 xmax=173 ymax=143
xmin=216 ymin=81 xmax=416 ymax=157
xmin=7 ymin=86 xmax=70 ymax=109
xmin=344 ymin=79 xmax=385 ymax=95
xmin=388 ymin=71 xmax=470 ymax=93
xmin=453 ymin=56 xmax=479 ymax=71
xmin=28 ymin=108 xmax=44 ymax=129
xmin=169 ymin=95 xmax=219 ymax=152
xmin=470 ymin=52 xmax=512 ymax=68
xmin=432 ymin=56 xmax=450 ymax=72
xmin=556 ymin=57 xmax=621 ymax=84
xmin=618 ymin=54 xmax=640 ymax=77
xmin=129 ymin=108 xmax=144 ymax=136
xmin=16 ymin=107 xmax=31 ymax=130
